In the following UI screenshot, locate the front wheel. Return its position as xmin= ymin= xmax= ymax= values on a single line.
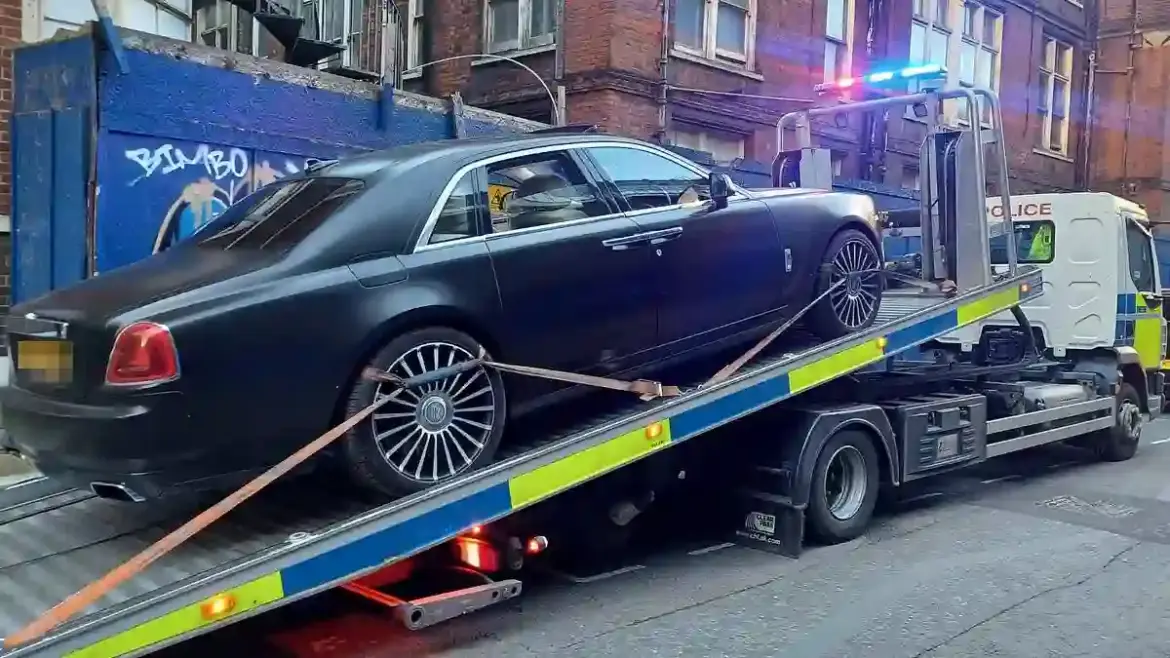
xmin=342 ymin=327 xmax=507 ymax=498
xmin=1090 ymin=382 xmax=1142 ymax=462
xmin=807 ymin=228 xmax=884 ymax=341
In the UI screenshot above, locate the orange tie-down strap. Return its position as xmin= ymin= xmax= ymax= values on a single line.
xmin=2 ymin=357 xmax=682 ymax=648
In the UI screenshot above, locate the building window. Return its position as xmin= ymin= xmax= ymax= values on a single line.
xmin=957 ymin=2 xmax=1001 ymax=124
xmin=902 ymin=165 xmax=921 ymax=190
xmin=673 ymin=0 xmax=757 ymax=66
xmin=1039 ymin=37 xmax=1073 ymax=155
xmin=908 ymin=0 xmax=950 ymax=118
xmin=667 ymin=126 xmax=746 ymax=164
xmin=393 ymin=0 xmax=425 ymax=78
xmin=825 ymin=0 xmax=853 ymax=82
xmin=34 ymin=0 xmax=192 ymax=42
xmin=486 ymin=0 xmax=556 ymax=53
xmin=195 ymin=1 xmax=257 ymax=55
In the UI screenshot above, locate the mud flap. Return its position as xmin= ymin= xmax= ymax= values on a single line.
xmin=730 ymin=490 xmax=805 ymax=559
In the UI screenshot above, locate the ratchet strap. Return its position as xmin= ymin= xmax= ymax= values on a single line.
xmin=2 ymin=393 xmax=397 ymax=649
xmin=364 ymin=350 xmax=682 ymax=399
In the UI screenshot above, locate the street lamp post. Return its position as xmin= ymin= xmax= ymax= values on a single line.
xmin=399 ymin=54 xmax=564 ymax=126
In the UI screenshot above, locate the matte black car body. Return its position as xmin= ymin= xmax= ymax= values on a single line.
xmin=0 ymin=133 xmax=882 ymax=501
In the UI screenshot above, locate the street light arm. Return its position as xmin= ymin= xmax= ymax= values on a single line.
xmin=402 ymin=54 xmax=562 ymax=126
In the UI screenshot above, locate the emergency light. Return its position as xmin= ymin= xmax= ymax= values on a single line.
xmin=813 ymin=63 xmax=946 ymax=95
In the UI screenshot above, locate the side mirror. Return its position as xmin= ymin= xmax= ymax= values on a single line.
xmin=709 ymin=173 xmax=731 ymax=210
xmin=1142 ymin=291 xmax=1163 ymax=309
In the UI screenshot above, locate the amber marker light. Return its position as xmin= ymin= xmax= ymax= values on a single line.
xmin=876 ymin=337 xmax=888 ymax=349
xmin=200 ymin=593 xmax=237 ymax=621
xmin=645 ymin=422 xmax=664 ymax=440
xmin=1020 ymin=283 xmax=1031 ymax=294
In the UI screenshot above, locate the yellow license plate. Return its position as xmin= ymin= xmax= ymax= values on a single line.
xmin=17 ymin=340 xmax=74 ymax=383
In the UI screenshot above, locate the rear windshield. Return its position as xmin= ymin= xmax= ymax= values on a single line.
xmin=194 ymin=177 xmax=366 ymax=250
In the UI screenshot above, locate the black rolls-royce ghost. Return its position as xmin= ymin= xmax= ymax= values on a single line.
xmin=0 ymin=132 xmax=884 ymax=502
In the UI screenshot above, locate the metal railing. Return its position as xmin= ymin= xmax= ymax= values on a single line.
xmin=295 ymin=0 xmax=406 ymax=82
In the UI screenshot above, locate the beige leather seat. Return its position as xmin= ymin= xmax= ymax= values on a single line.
xmin=508 ymin=174 xmax=589 ymax=230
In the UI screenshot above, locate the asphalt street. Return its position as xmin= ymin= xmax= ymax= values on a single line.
xmin=180 ymin=418 xmax=1170 ymax=658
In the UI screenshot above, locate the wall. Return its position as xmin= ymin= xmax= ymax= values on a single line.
xmin=0 ymin=0 xmax=20 ymax=343
xmin=12 ymin=27 xmax=543 ymax=301
xmin=1091 ymin=0 xmax=1170 ymax=224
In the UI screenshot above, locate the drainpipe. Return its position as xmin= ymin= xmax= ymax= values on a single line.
xmin=1081 ymin=49 xmax=1096 ymax=189
xmin=554 ymin=0 xmax=567 ymax=124
xmin=1120 ymin=0 xmax=1138 ymax=190
xmin=658 ymin=0 xmax=671 ymax=141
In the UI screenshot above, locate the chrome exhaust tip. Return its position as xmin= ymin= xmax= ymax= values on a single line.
xmin=89 ymin=481 xmax=146 ymax=503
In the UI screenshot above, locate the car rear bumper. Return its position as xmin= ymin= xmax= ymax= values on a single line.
xmin=0 ymin=385 xmax=255 ymax=501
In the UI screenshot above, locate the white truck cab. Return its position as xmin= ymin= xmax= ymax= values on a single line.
xmin=935 ymin=192 xmax=1166 ymax=411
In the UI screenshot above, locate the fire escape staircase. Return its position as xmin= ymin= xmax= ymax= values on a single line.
xmin=192 ymin=0 xmax=383 ymax=82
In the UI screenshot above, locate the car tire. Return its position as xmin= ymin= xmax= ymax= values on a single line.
xmin=808 ymin=228 xmax=884 ymax=341
xmin=806 ymin=429 xmax=880 ymax=544
xmin=342 ymin=327 xmax=507 ymax=498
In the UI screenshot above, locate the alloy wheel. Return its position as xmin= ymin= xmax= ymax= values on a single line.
xmin=370 ymin=342 xmax=496 ymax=483
xmin=829 ymin=238 xmax=882 ymax=329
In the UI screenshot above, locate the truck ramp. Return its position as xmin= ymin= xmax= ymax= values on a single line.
xmin=0 ymin=267 xmax=1043 ymax=658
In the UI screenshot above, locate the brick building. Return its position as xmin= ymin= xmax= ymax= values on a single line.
xmin=1091 ymin=0 xmax=1170 ymax=224
xmin=408 ymin=0 xmax=1094 ymax=195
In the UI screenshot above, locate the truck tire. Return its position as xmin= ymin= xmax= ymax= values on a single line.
xmin=1091 ymin=383 xmax=1142 ymax=462
xmin=806 ymin=429 xmax=881 ymax=543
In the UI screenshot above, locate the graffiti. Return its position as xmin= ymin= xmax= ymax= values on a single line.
xmin=125 ymin=143 xmax=250 ymax=183
xmin=152 ymin=155 xmax=311 ymax=253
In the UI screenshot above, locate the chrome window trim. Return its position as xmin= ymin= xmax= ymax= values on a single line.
xmin=413 ymin=140 xmax=749 ymax=253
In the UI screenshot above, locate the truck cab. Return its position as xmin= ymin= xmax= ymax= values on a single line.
xmin=931 ymin=192 xmax=1166 ymax=413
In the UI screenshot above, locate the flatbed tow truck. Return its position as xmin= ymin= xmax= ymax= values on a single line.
xmin=0 ymin=78 xmax=1159 ymax=658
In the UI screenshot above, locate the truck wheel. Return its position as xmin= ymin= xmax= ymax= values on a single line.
xmin=806 ymin=429 xmax=881 ymax=543
xmin=1092 ymin=383 xmax=1143 ymax=462
xmin=342 ymin=327 xmax=507 ymax=498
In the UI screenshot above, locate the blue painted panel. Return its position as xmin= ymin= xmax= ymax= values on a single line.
xmin=12 ymin=111 xmax=53 ymax=303
xmin=51 ymin=108 xmax=89 ymax=292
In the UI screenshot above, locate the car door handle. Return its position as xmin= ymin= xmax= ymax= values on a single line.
xmin=602 ymin=234 xmax=654 ymax=250
xmin=647 ymin=227 xmax=684 ymax=245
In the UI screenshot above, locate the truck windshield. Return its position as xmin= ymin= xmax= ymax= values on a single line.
xmin=990 ymin=220 xmax=1055 ymax=264
xmin=195 ymin=177 xmax=366 ymax=251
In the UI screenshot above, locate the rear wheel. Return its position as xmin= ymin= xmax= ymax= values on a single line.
xmin=342 ymin=327 xmax=507 ymax=498
xmin=806 ymin=429 xmax=880 ymax=543
xmin=808 ymin=228 xmax=883 ymax=340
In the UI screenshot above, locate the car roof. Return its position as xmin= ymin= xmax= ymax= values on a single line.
xmin=319 ymin=132 xmax=664 ymax=181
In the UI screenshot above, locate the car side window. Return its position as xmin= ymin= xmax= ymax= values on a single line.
xmin=587 ymin=146 xmax=710 ymax=211
xmin=487 ymin=151 xmax=611 ymax=233
xmin=1124 ymin=218 xmax=1156 ymax=292
xmin=429 ymin=171 xmax=483 ymax=245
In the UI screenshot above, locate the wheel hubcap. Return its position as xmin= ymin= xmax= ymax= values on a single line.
xmin=825 ymin=445 xmax=868 ymax=521
xmin=370 ymin=342 xmax=496 ymax=483
xmin=829 ymin=239 xmax=881 ymax=329
xmin=1119 ymin=401 xmax=1142 ymax=443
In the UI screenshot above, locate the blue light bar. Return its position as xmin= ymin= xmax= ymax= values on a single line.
xmin=813 ymin=63 xmax=948 ymax=94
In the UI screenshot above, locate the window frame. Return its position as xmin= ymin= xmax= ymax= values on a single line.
xmin=906 ymin=0 xmax=952 ymax=120
xmin=194 ymin=0 xmax=259 ymax=55
xmin=396 ymin=0 xmax=426 ymax=79
xmin=1039 ymin=36 xmax=1073 ymax=155
xmin=824 ymin=0 xmax=854 ymax=83
xmin=485 ymin=0 xmax=556 ymax=54
xmin=671 ymin=0 xmax=759 ymax=67
xmin=956 ymin=1 xmax=1002 ymax=126
xmin=414 ymin=142 xmax=744 ymax=251
xmin=989 ymin=219 xmax=1057 ymax=265
xmin=1124 ymin=217 xmax=1158 ymax=292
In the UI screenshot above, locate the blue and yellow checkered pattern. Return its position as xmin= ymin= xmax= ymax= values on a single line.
xmin=63 ymin=274 xmax=1042 ymax=658
xmin=1114 ymin=293 xmax=1165 ymax=371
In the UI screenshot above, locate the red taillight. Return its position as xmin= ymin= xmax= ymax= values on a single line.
xmin=104 ymin=322 xmax=179 ymax=386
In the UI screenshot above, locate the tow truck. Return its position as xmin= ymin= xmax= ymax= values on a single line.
xmin=0 ymin=73 xmax=1157 ymax=658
